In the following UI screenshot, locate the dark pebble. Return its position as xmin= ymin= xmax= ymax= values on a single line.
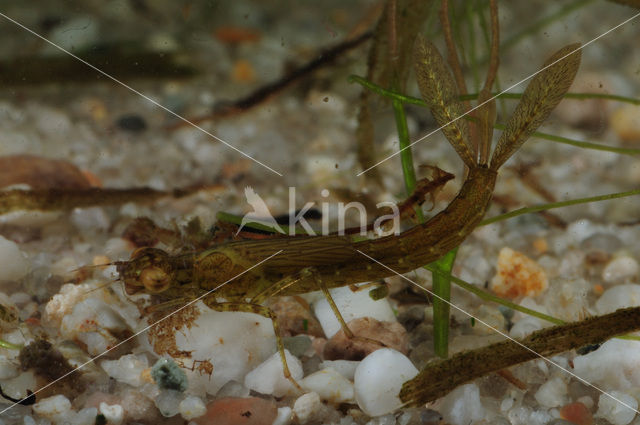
xmin=116 ymin=114 xmax=147 ymax=132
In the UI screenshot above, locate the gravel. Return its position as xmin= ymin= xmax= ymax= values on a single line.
xmin=1 ymin=1 xmax=640 ymax=424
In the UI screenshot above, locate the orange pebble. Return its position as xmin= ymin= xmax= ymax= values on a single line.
xmin=490 ymin=247 xmax=548 ymax=298
xmin=196 ymin=397 xmax=276 ymax=425
xmin=92 ymin=255 xmax=111 ymax=266
xmin=593 ymin=283 xmax=604 ymax=296
xmin=141 ymin=368 xmax=154 ymax=384
xmin=560 ymin=401 xmax=593 ymax=425
xmin=81 ymin=170 xmax=103 ymax=187
xmin=533 ymin=237 xmax=548 ymax=255
xmin=214 ymin=26 xmax=261 ymax=45
xmin=231 ymin=59 xmax=256 ymax=83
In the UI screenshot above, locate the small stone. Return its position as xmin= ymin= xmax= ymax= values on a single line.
xmin=243 ymin=350 xmax=303 ymax=397
xmin=283 ymin=335 xmax=312 ymax=358
xmin=595 ymin=284 xmax=640 ymax=315
xmin=509 ymin=297 xmax=546 ymax=338
xmin=100 ymin=354 xmax=148 ymax=387
xmin=179 ymin=396 xmax=207 ymax=420
xmin=99 ymin=402 xmax=124 ymax=425
xmin=313 ymin=285 xmax=396 ymax=339
xmin=150 ymin=305 xmax=277 ymax=395
xmin=323 ymin=317 xmax=409 ymax=361
xmin=151 ymin=357 xmax=188 ymax=392
xmin=0 ymin=355 xmax=19 ymax=379
xmin=0 ymin=235 xmax=29 ymax=281
xmin=610 ymin=104 xmax=640 ymax=143
xmin=272 ymin=406 xmax=292 ymax=425
xmin=300 ymin=367 xmax=354 ymax=403
xmin=544 ymin=277 xmax=590 ymax=321
xmin=470 ymin=304 xmax=506 ymax=335
xmin=490 ymin=247 xmax=548 ymax=298
xmin=195 ymin=397 xmax=277 ymax=425
xmin=116 ymin=114 xmax=147 ymax=132
xmin=32 ymin=394 xmax=72 ymax=423
xmin=534 ymin=376 xmax=567 ymax=408
xmin=154 ymin=389 xmax=182 ymax=417
xmin=560 ymin=401 xmax=593 ymax=425
xmin=293 ymin=392 xmax=322 ymax=424
xmin=438 ymin=384 xmax=485 ymax=425
xmin=0 ymin=154 xmax=90 ymax=190
xmin=596 ymin=391 xmax=637 ymax=425
xmin=354 ymin=348 xmax=418 ymax=416
xmin=266 ymin=296 xmax=324 ymax=338
xmin=60 ymin=297 xmax=131 ymax=355
xmin=47 ymin=16 xmax=99 ymax=52
xmin=573 ymin=339 xmax=640 ymax=388
xmin=318 ymin=360 xmax=359 ymax=380
xmin=71 ymin=407 xmax=99 ymax=425
xmin=602 ymin=255 xmax=639 ymax=284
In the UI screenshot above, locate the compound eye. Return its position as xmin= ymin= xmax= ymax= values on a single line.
xmin=140 ymin=266 xmax=171 ymax=293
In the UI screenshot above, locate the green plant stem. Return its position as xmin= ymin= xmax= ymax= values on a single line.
xmin=349 ymin=75 xmax=640 ymax=156
xmin=393 ymin=99 xmax=420 ymax=198
xmin=0 ymin=339 xmax=23 ymax=350
xmin=429 ymin=248 xmax=457 ymax=357
xmin=392 ymin=96 xmax=454 ymax=357
xmin=480 ymin=188 xmax=640 ymax=226
xmin=427 ymin=264 xmax=562 ymax=324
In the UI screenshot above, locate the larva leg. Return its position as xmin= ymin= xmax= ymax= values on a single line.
xmin=252 ymin=268 xmax=386 ymax=350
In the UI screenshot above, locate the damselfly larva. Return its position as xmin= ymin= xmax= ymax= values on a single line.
xmin=117 ymin=38 xmax=581 ymax=397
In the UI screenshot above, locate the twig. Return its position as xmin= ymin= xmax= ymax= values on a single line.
xmin=170 ymin=31 xmax=373 ymax=129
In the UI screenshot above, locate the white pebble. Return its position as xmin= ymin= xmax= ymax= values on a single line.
xmin=319 ymin=360 xmax=360 ymax=380
xmin=244 ymin=349 xmax=303 ymax=397
xmin=603 ymin=256 xmax=639 ymax=283
xmin=167 ymin=304 xmax=278 ymax=395
xmin=595 ymin=284 xmax=640 ymax=315
xmin=577 ymin=395 xmax=595 ymax=409
xmin=32 ymin=394 xmax=72 ymax=423
xmin=154 ymin=389 xmax=182 ymax=417
xmin=596 ymin=391 xmax=637 ymax=425
xmin=70 ymin=407 xmax=98 ymax=425
xmin=45 ymin=283 xmax=93 ymax=324
xmin=354 ymin=349 xmax=418 ymax=416
xmin=99 ymin=403 xmax=123 ymax=425
xmin=216 ymin=380 xmax=250 ymax=398
xmin=509 ymin=298 xmax=546 ymax=338
xmin=9 ymin=292 xmax=31 ymax=306
xmin=293 ymin=392 xmax=322 ymax=424
xmin=272 ymin=406 xmax=293 ymax=425
xmin=500 ymin=396 xmax=514 ymax=411
xmin=365 ymin=413 xmax=396 ymax=425
xmin=301 ymin=367 xmax=354 ymax=403
xmin=100 ymin=354 xmax=148 ymax=387
xmin=438 ymin=384 xmax=485 ymax=425
xmin=61 ymin=298 xmax=129 ymax=355
xmin=573 ymin=339 xmax=640 ymax=388
xmin=507 ymin=406 xmax=553 ymax=425
xmin=314 ymin=285 xmax=396 ymax=338
xmin=0 ymin=235 xmax=29 ymax=281
xmin=0 ymin=354 xmax=19 ymax=379
xmin=179 ymin=396 xmax=206 ymax=420
xmin=534 ymin=376 xmax=567 ymax=408
xmin=47 ymin=16 xmax=99 ymax=52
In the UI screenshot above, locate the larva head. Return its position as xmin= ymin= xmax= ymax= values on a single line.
xmin=117 ymin=247 xmax=174 ymax=295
